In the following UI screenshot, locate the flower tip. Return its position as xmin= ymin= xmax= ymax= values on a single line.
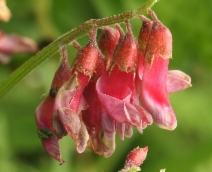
xmin=142 ymin=146 xmax=148 ymax=152
xmin=156 ymin=114 xmax=177 ymax=131
xmin=124 ymin=146 xmax=148 ymax=169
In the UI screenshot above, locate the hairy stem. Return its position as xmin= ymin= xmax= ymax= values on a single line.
xmin=0 ymin=0 xmax=158 ymax=98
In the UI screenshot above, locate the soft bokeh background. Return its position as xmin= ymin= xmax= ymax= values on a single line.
xmin=0 ymin=0 xmax=212 ymax=171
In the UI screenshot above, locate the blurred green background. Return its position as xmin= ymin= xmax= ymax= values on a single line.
xmin=0 ymin=0 xmax=212 ymax=171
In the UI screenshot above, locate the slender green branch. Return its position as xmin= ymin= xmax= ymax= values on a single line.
xmin=0 ymin=0 xmax=158 ymax=98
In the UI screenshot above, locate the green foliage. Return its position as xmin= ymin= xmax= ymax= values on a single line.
xmin=0 ymin=0 xmax=211 ymax=172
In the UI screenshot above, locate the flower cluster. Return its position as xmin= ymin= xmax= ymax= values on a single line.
xmin=35 ymin=11 xmax=191 ymax=164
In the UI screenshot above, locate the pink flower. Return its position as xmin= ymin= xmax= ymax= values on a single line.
xmin=0 ymin=30 xmax=37 ymax=64
xmin=53 ymin=28 xmax=100 ymax=154
xmin=139 ymin=11 xmax=191 ymax=130
xmin=35 ymin=47 xmax=71 ymax=164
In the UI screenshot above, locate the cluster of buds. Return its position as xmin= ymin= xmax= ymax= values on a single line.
xmin=35 ymin=11 xmax=191 ymax=164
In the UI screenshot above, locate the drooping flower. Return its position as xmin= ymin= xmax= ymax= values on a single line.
xmin=0 ymin=30 xmax=37 ymax=64
xmin=139 ymin=11 xmax=191 ymax=130
xmin=53 ymin=28 xmax=100 ymax=154
xmin=35 ymin=46 xmax=71 ymax=164
xmin=135 ymin=13 xmax=191 ymax=130
xmin=96 ymin=21 xmax=152 ymax=140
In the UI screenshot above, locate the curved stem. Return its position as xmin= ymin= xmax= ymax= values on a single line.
xmin=0 ymin=0 xmax=158 ymax=98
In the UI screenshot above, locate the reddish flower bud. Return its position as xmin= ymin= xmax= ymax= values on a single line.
xmin=138 ymin=15 xmax=153 ymax=53
xmin=124 ymin=146 xmax=148 ymax=169
xmin=73 ymin=28 xmax=99 ymax=76
xmin=145 ymin=11 xmax=172 ymax=64
xmin=98 ymin=26 xmax=120 ymax=70
xmin=114 ymin=21 xmax=138 ymax=72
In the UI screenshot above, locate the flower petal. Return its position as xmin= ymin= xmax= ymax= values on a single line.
xmin=167 ymin=70 xmax=192 ymax=93
xmin=0 ymin=34 xmax=37 ymax=54
xmin=141 ymin=56 xmax=177 ymax=130
xmin=35 ymin=97 xmax=64 ymax=164
xmin=102 ymin=133 xmax=116 ymax=158
xmin=101 ymin=108 xmax=116 ymax=140
xmin=57 ymin=108 xmax=89 ymax=153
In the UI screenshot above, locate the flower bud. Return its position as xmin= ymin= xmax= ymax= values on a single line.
xmin=124 ymin=146 xmax=148 ymax=169
xmin=74 ymin=27 xmax=99 ymax=76
xmin=138 ymin=15 xmax=153 ymax=53
xmin=114 ymin=21 xmax=138 ymax=72
xmin=145 ymin=10 xmax=172 ymax=65
xmin=98 ymin=26 xmax=120 ymax=70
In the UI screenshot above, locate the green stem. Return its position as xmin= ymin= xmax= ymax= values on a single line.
xmin=0 ymin=0 xmax=158 ymax=98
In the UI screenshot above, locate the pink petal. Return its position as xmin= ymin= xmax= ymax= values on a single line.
xmin=82 ymin=82 xmax=104 ymax=155
xmin=96 ymin=67 xmax=142 ymax=127
xmin=101 ymin=108 xmax=116 ymax=140
xmin=167 ymin=70 xmax=192 ymax=93
xmin=82 ymin=80 xmax=116 ymax=157
xmin=0 ymin=34 xmax=37 ymax=54
xmin=97 ymin=83 xmax=141 ymax=127
xmin=54 ymin=87 xmax=89 ymax=153
xmin=53 ymin=72 xmax=90 ymax=153
xmin=35 ymin=97 xmax=64 ymax=164
xmin=141 ymin=56 xmax=177 ymax=130
xmin=134 ymin=105 xmax=153 ymax=130
xmin=102 ymin=133 xmax=116 ymax=158
xmin=116 ymin=123 xmax=125 ymax=140
xmin=57 ymin=108 xmax=89 ymax=153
